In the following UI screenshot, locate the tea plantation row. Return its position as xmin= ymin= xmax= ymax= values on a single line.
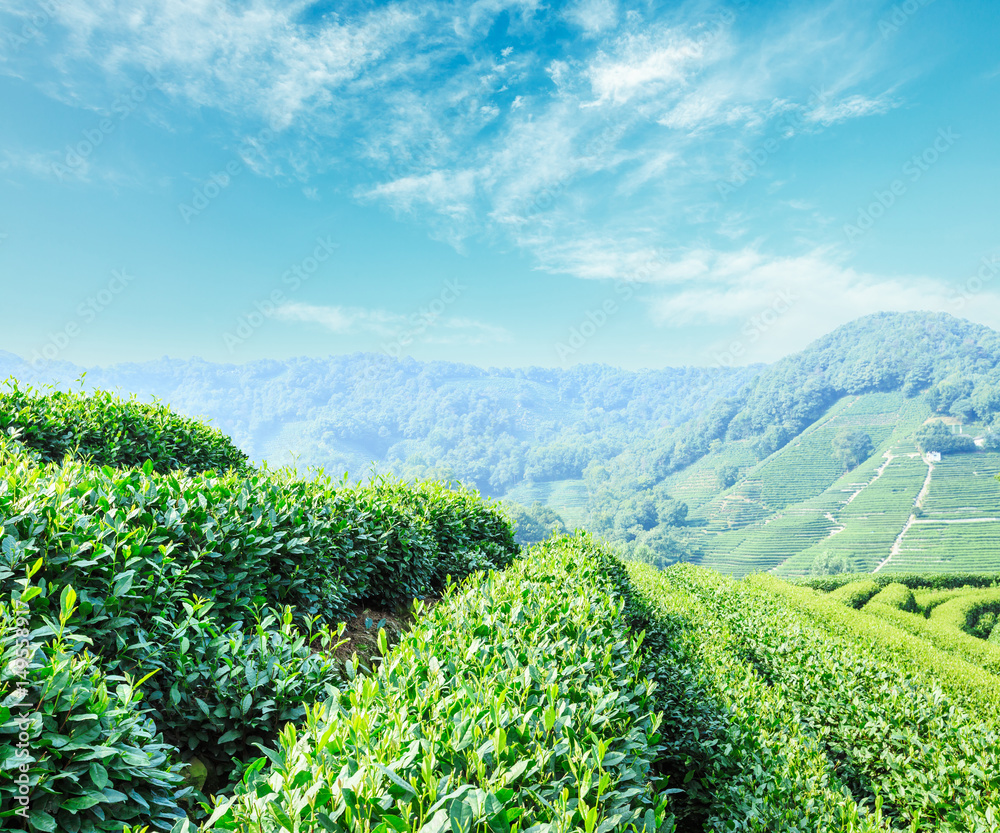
xmin=4 ymin=387 xmax=1000 ymax=832
xmin=0 ymin=388 xmax=518 ymax=830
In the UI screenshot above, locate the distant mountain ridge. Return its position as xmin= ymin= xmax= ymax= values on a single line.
xmin=6 ymin=311 xmax=1000 ymax=575
xmin=0 ymin=349 xmax=761 ymax=491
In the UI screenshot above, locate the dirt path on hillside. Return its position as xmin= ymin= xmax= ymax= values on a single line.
xmin=822 ymin=450 xmax=896 ymax=542
xmin=911 ymin=517 xmax=1000 ymax=523
xmin=844 ymin=451 xmax=895 ymax=506
xmin=874 ymin=458 xmax=934 ymax=573
xmin=823 ymin=511 xmax=846 ymax=538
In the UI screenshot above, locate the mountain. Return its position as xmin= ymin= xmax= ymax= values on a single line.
xmin=638 ymin=312 xmax=1000 ymax=575
xmin=6 ymin=310 xmax=1000 ymax=575
xmin=1 ymin=351 xmax=760 ymax=497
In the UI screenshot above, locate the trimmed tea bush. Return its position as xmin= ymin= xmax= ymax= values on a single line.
xmin=0 ymin=384 xmax=248 ymax=474
xmin=0 ymin=575 xmax=189 ymax=831
xmin=196 ymin=535 xmax=675 ymax=833
xmin=865 ymin=582 xmax=918 ymax=613
xmin=829 ymin=579 xmax=880 ymax=609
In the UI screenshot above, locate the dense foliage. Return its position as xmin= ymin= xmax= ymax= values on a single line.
xmin=800 ymin=572 xmax=1000 ymax=592
xmin=0 ymin=388 xmax=519 ymax=827
xmin=827 ymin=579 xmax=881 ymax=609
xmin=0 ymin=353 xmax=756 ymax=499
xmin=1 ymin=574 xmax=189 ymax=832
xmin=914 ymin=421 xmax=977 ymax=454
xmin=635 ymin=565 xmax=1000 ymax=831
xmin=501 ymin=501 xmax=568 ymax=545
xmin=831 ymin=429 xmax=873 ymax=472
xmin=0 ymin=384 xmax=248 ymax=474
xmin=197 ymin=535 xmax=675 ymax=833
xmin=623 ymin=563 xmax=883 ymax=831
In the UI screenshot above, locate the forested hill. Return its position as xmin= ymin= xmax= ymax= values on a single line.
xmin=731 ymin=312 xmax=1000 ymax=437
xmin=0 ymin=350 xmax=759 ymax=494
xmin=8 ymin=311 xmax=1000 ymax=574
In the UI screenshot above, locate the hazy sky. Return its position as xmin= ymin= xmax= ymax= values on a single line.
xmin=2 ymin=0 xmax=998 ymax=370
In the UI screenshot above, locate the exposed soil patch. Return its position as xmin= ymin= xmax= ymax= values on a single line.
xmin=315 ymin=596 xmax=441 ymax=671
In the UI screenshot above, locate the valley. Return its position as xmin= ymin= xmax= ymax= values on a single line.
xmin=7 ymin=311 xmax=1000 ymax=576
xmin=3 ymin=352 xmax=1000 ymax=830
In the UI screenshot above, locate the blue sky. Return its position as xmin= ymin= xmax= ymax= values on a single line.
xmin=2 ymin=0 xmax=998 ymax=371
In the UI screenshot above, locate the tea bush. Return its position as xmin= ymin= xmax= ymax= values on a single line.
xmin=0 ymin=425 xmax=516 ymax=805
xmin=930 ymin=587 xmax=1000 ymax=639
xmin=800 ymin=572 xmax=1000 ymax=592
xmin=865 ymin=582 xmax=918 ymax=613
xmin=0 ymin=384 xmax=248 ymax=474
xmin=714 ymin=571 xmax=1000 ymax=829
xmin=0 ymin=572 xmax=189 ymax=832
xmin=828 ymin=578 xmax=880 ymax=609
xmin=760 ymin=579 xmax=1000 ymax=715
xmin=195 ymin=535 xmax=675 ymax=833
xmin=623 ymin=562 xmax=880 ymax=832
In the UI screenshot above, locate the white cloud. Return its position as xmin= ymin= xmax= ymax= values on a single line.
xmin=273 ymin=302 xmax=511 ymax=344
xmin=587 ymin=32 xmax=707 ymax=105
xmin=647 ymin=248 xmax=1000 ymax=364
xmin=806 ymin=92 xmax=897 ymax=125
xmin=564 ymin=0 xmax=618 ymax=37
xmin=5 ymin=0 xmax=920 ymax=310
xmin=5 ymin=0 xmax=421 ymax=130
xmin=274 ymin=303 xmax=396 ymax=335
xmin=1 ymin=149 xmax=80 ymax=180
xmin=525 ymin=235 xmax=712 ymax=282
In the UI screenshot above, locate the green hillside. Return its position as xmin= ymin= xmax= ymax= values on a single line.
xmin=651 ymin=386 xmax=1000 ymax=578
xmin=12 ymin=312 xmax=1000 ymax=576
xmin=3 ymin=386 xmax=1000 ymax=831
xmin=501 ymin=477 xmax=590 ymax=530
xmin=486 ymin=314 xmax=1000 ymax=575
xmin=0 ymin=387 xmax=517 ymax=830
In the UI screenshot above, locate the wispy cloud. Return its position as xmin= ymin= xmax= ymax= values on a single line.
xmin=563 ymin=0 xmax=619 ymax=37
xmin=806 ymin=92 xmax=898 ymax=125
xmin=648 ymin=247 xmax=1000 ymax=363
xmin=585 ymin=28 xmax=711 ymax=106
xmin=3 ymin=0 xmax=917 ymax=297
xmin=273 ymin=302 xmax=511 ymax=345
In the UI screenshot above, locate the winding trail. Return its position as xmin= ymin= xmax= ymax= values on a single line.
xmin=874 ymin=458 xmax=934 ymax=573
xmin=824 ymin=511 xmax=846 ymax=539
xmin=821 ymin=451 xmax=898 ymax=542
xmin=844 ymin=451 xmax=894 ymax=506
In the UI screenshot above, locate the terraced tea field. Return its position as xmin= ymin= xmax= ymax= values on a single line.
xmin=693 ymin=394 xmax=933 ymax=575
xmin=919 ymin=453 xmax=1000 ymax=519
xmin=662 ymin=438 xmax=760 ymax=507
xmin=887 ymin=520 xmax=1000 ymax=573
xmin=503 ymin=477 xmax=590 ymax=529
